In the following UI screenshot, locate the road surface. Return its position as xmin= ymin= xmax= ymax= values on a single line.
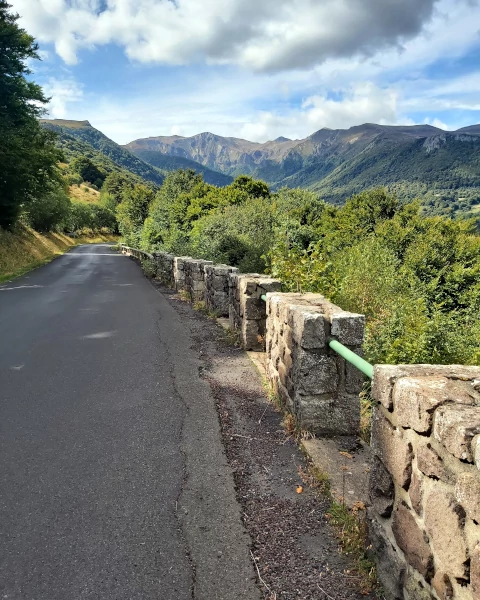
xmin=0 ymin=244 xmax=259 ymax=600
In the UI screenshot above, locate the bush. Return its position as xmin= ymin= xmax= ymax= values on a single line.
xmin=25 ymin=187 xmax=71 ymax=232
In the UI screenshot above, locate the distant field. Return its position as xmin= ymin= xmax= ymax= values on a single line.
xmin=0 ymin=225 xmax=118 ymax=283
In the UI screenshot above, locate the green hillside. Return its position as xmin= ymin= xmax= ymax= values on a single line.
xmin=41 ymin=120 xmax=164 ymax=186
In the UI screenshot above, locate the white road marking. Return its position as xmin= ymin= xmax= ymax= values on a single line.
xmin=10 ymin=365 xmax=25 ymax=371
xmin=0 ymin=285 xmax=44 ymax=291
xmin=82 ymin=331 xmax=116 ymax=339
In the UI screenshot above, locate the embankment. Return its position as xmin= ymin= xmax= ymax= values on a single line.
xmin=0 ymin=225 xmax=118 ymax=282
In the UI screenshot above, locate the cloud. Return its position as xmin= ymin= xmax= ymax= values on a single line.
xmin=12 ymin=0 xmax=443 ymax=71
xmin=42 ymin=77 xmax=84 ymax=118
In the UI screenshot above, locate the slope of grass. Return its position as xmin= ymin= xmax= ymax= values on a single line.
xmin=68 ymin=183 xmax=101 ymax=202
xmin=0 ymin=224 xmax=118 ymax=283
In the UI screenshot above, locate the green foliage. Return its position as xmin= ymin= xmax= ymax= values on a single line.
xmin=65 ymin=201 xmax=116 ymax=233
xmin=0 ymin=1 xmax=63 ymax=229
xmin=116 ymin=184 xmax=154 ymax=246
xmin=25 ymin=185 xmax=72 ymax=232
xmin=70 ymin=156 xmax=106 ymax=186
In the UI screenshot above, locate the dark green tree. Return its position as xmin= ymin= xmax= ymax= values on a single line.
xmin=0 ymin=1 xmax=62 ymax=229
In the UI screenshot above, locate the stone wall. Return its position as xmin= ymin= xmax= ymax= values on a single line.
xmin=229 ymin=274 xmax=282 ymax=351
xmin=368 ymin=364 xmax=480 ymax=600
xmin=204 ymin=264 xmax=239 ymax=317
xmin=173 ymin=256 xmax=192 ymax=292
xmin=265 ymin=292 xmax=365 ymax=436
xmin=154 ymin=251 xmax=175 ymax=287
xmin=183 ymin=259 xmax=213 ymax=302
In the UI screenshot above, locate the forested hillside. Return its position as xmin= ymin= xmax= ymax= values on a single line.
xmin=41 ymin=120 xmax=165 ymax=186
xmin=126 ymin=124 xmax=480 ymax=217
xmin=114 ymin=169 xmax=480 ymax=368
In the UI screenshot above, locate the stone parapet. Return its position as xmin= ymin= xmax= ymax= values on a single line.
xmin=173 ymin=256 xmax=192 ymax=292
xmin=204 ymin=264 xmax=239 ymax=317
xmin=154 ymin=251 xmax=175 ymax=287
xmin=229 ymin=274 xmax=282 ymax=351
xmin=184 ymin=258 xmax=213 ymax=302
xmin=369 ymin=364 xmax=480 ymax=600
xmin=265 ymin=293 xmax=364 ymax=436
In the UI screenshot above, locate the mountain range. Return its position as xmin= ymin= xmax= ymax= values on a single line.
xmin=124 ymin=124 xmax=480 ymax=207
xmin=41 ymin=119 xmax=480 ymax=218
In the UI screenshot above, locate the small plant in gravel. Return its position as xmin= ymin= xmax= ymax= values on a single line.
xmin=177 ymin=290 xmax=191 ymax=302
xmin=193 ymin=301 xmax=217 ymax=319
xmin=223 ymin=327 xmax=241 ymax=347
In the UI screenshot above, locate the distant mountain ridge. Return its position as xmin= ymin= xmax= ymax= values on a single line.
xmin=41 ymin=119 xmax=233 ymax=187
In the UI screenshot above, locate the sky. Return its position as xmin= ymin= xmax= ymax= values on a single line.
xmin=11 ymin=0 xmax=480 ymax=145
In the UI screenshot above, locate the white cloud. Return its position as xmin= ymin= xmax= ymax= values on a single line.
xmin=12 ymin=0 xmax=443 ymax=71
xmin=42 ymin=77 xmax=84 ymax=118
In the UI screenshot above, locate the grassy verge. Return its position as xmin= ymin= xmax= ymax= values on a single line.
xmin=0 ymin=224 xmax=118 ymax=283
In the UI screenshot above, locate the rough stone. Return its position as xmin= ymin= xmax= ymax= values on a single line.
xmin=473 ymin=434 xmax=480 ymax=471
xmin=472 ymin=543 xmax=480 ymax=600
xmin=289 ymin=306 xmax=326 ymax=349
xmin=330 ymin=312 xmax=365 ymax=346
xmin=431 ymin=571 xmax=454 ymax=600
xmin=293 ymin=349 xmax=338 ymax=395
xmin=424 ymin=489 xmax=468 ymax=579
xmin=369 ymin=455 xmax=395 ymax=518
xmin=393 ymin=376 xmax=475 ymax=433
xmin=391 ymin=502 xmax=433 ymax=580
xmin=434 ymin=405 xmax=480 ymax=462
xmin=403 ymin=571 xmax=435 ymax=600
xmin=455 ymin=472 xmax=480 ymax=523
xmin=366 ymin=509 xmax=406 ymax=600
xmin=416 ymin=443 xmax=455 ymax=484
xmin=295 ymin=393 xmax=359 ymax=436
xmin=371 ymin=409 xmax=414 ymax=489
xmin=409 ymin=470 xmax=423 ymax=516
xmin=372 ymin=364 xmax=480 ymax=412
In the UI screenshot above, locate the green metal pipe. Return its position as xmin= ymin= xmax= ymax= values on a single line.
xmin=259 ymin=294 xmax=373 ymax=379
xmin=328 ymin=339 xmax=374 ymax=379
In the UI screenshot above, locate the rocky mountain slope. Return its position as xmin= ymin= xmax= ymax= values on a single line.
xmin=125 ymin=123 xmax=480 ymax=207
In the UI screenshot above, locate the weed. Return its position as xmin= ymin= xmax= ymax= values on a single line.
xmin=223 ymin=327 xmax=241 ymax=347
xmin=192 ymin=300 xmax=217 ymax=319
xmin=177 ymin=290 xmax=191 ymax=302
xmin=360 ymin=383 xmax=375 ymax=444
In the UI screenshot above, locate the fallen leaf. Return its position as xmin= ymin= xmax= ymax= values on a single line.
xmin=296 ymin=486 xmax=303 ymax=494
xmin=339 ymin=451 xmax=352 ymax=459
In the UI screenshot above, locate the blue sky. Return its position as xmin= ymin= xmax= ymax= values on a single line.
xmin=12 ymin=0 xmax=480 ymax=144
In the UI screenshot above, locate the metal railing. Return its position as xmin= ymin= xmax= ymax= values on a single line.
xmin=260 ymin=294 xmax=373 ymax=379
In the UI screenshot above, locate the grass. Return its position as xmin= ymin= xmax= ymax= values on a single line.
xmin=0 ymin=224 xmax=118 ymax=283
xmin=68 ymin=184 xmax=100 ymax=203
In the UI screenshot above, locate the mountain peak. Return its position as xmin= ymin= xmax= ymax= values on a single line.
xmin=274 ymin=136 xmax=291 ymax=142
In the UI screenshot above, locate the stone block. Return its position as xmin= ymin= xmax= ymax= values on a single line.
xmin=295 ymin=393 xmax=359 ymax=436
xmin=472 ymin=543 xmax=480 ymax=600
xmin=367 ymin=510 xmax=406 ymax=600
xmin=403 ymin=571 xmax=435 ymax=600
xmin=372 ymin=364 xmax=480 ymax=412
xmin=330 ymin=312 xmax=365 ymax=346
xmin=455 ymin=472 xmax=480 ymax=523
xmin=344 ymin=354 xmax=365 ymax=395
xmin=369 ymin=455 xmax=395 ymax=518
xmin=293 ymin=349 xmax=338 ymax=395
xmin=473 ymin=434 xmax=480 ymax=471
xmin=243 ymin=296 xmax=265 ymax=320
xmin=424 ymin=489 xmax=468 ymax=579
xmin=416 ymin=443 xmax=455 ymax=484
xmin=393 ymin=376 xmax=475 ymax=433
xmin=409 ymin=470 xmax=423 ymax=516
xmin=289 ymin=306 xmax=326 ymax=349
xmin=371 ymin=409 xmax=414 ymax=489
xmin=434 ymin=404 xmax=480 ymax=462
xmin=391 ymin=502 xmax=433 ymax=580
xmin=431 ymin=571 xmax=454 ymax=600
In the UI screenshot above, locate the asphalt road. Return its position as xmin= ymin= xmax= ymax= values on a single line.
xmin=0 ymin=245 xmax=259 ymax=600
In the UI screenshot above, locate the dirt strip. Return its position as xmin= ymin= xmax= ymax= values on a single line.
xmin=159 ymin=285 xmax=380 ymax=600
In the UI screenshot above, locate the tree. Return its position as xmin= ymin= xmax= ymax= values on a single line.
xmin=70 ymin=156 xmax=106 ymax=186
xmin=0 ymin=1 xmax=63 ymax=229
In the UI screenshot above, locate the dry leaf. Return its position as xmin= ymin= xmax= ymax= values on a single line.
xmin=339 ymin=451 xmax=352 ymax=459
xmin=296 ymin=486 xmax=303 ymax=494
